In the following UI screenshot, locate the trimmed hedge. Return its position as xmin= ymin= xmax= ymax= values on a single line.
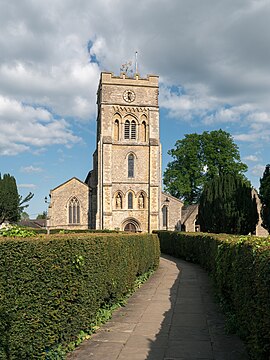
xmin=155 ymin=231 xmax=270 ymax=360
xmin=19 ymin=228 xmax=119 ymax=235
xmin=0 ymin=233 xmax=160 ymax=359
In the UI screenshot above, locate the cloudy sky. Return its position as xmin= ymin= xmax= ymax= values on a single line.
xmin=1 ymin=0 xmax=270 ymax=217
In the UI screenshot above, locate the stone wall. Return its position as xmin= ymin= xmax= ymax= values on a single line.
xmin=161 ymin=193 xmax=183 ymax=231
xmin=48 ymin=178 xmax=90 ymax=230
xmin=93 ymin=72 xmax=161 ymax=232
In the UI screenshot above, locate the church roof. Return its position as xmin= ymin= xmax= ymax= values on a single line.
xmin=181 ymin=204 xmax=199 ymax=224
xmin=161 ymin=192 xmax=184 ymax=204
xmin=50 ymin=177 xmax=90 ymax=192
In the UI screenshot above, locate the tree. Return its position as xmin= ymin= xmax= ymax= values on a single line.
xmin=163 ymin=129 xmax=248 ymax=204
xmin=259 ymin=164 xmax=270 ymax=232
xmin=36 ymin=211 xmax=47 ymax=220
xmin=0 ymin=173 xmax=34 ymax=225
xmin=198 ymin=174 xmax=258 ymax=235
xmin=21 ymin=211 xmax=30 ymax=220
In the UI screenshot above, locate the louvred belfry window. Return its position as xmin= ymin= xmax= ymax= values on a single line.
xmin=124 ymin=120 xmax=130 ymax=139
xmin=124 ymin=119 xmax=136 ymax=139
xmin=131 ymin=120 xmax=136 ymax=139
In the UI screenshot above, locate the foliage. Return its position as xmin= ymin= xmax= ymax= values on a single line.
xmin=36 ymin=211 xmax=47 ymax=220
xmin=45 ymin=269 xmax=154 ymax=359
xmin=163 ymin=130 xmax=248 ymax=204
xmin=33 ymin=228 xmax=120 ymax=235
xmin=198 ymin=173 xmax=258 ymax=234
xmin=156 ymin=230 xmax=270 ymax=360
xmin=0 ymin=225 xmax=36 ymax=238
xmin=20 ymin=212 xmax=29 ymax=220
xmin=0 ymin=233 xmax=160 ymax=359
xmin=0 ymin=174 xmax=34 ymax=225
xmin=259 ymin=164 xmax=270 ymax=232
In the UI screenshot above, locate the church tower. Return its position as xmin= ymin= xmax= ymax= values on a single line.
xmin=87 ymin=72 xmax=161 ymax=232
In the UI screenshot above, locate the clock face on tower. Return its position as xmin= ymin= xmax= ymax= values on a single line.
xmin=123 ymin=90 xmax=136 ymax=103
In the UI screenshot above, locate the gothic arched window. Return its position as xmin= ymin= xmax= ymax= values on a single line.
xmin=124 ymin=120 xmax=130 ymax=139
xmin=68 ymin=197 xmax=80 ymax=224
xmin=128 ymin=192 xmax=133 ymax=209
xmin=114 ymin=119 xmax=119 ymax=141
xmin=128 ymin=153 xmax=134 ymax=178
xmin=131 ymin=120 xmax=136 ymax=139
xmin=141 ymin=121 xmax=147 ymax=142
xmin=124 ymin=119 xmax=136 ymax=139
xmin=162 ymin=206 xmax=168 ymax=228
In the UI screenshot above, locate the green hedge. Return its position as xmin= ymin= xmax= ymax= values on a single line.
xmin=0 ymin=233 xmax=160 ymax=359
xmin=155 ymin=231 xmax=270 ymax=360
xmin=22 ymin=228 xmax=119 ymax=235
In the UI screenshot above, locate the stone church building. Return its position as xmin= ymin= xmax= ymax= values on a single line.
xmin=48 ymin=72 xmax=183 ymax=232
xmin=47 ymin=71 xmax=268 ymax=236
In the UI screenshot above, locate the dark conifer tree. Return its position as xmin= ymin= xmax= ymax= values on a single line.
xmin=259 ymin=164 xmax=270 ymax=232
xmin=0 ymin=173 xmax=34 ymax=224
xmin=198 ymin=173 xmax=258 ymax=234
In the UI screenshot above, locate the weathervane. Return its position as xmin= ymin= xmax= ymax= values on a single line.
xmin=120 ymin=52 xmax=138 ymax=77
xmin=120 ymin=60 xmax=133 ymax=77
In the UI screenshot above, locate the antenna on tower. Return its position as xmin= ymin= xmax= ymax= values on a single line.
xmin=135 ymin=51 xmax=138 ymax=74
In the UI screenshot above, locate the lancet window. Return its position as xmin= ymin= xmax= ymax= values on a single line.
xmin=114 ymin=119 xmax=119 ymax=141
xmin=68 ymin=197 xmax=80 ymax=224
xmin=128 ymin=153 xmax=134 ymax=178
xmin=162 ymin=205 xmax=168 ymax=228
xmin=128 ymin=192 xmax=133 ymax=209
xmin=124 ymin=119 xmax=137 ymax=139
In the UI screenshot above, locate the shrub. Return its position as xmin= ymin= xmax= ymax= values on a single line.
xmin=0 ymin=225 xmax=36 ymax=238
xmin=155 ymin=231 xmax=270 ymax=360
xmin=0 ymin=233 xmax=160 ymax=359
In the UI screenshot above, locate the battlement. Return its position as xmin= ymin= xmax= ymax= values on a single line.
xmin=100 ymin=72 xmax=159 ymax=87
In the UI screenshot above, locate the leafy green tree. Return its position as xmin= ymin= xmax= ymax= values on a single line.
xmin=259 ymin=164 xmax=270 ymax=232
xmin=21 ymin=211 xmax=30 ymax=220
xmin=163 ymin=129 xmax=248 ymax=204
xmin=163 ymin=133 xmax=202 ymax=204
xmin=36 ymin=211 xmax=47 ymax=220
xmin=198 ymin=174 xmax=258 ymax=234
xmin=0 ymin=173 xmax=34 ymax=225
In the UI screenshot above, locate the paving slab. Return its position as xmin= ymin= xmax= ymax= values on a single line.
xmin=67 ymin=255 xmax=249 ymax=360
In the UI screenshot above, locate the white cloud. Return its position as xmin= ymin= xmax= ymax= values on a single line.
xmin=244 ymin=155 xmax=259 ymax=162
xmin=159 ymin=83 xmax=219 ymax=121
xmin=1 ymin=0 xmax=270 ymax=155
xmin=18 ymin=183 xmax=37 ymax=189
xmin=251 ymin=164 xmax=266 ymax=177
xmin=0 ymin=96 xmax=80 ymax=156
xmin=20 ymin=166 xmax=43 ymax=173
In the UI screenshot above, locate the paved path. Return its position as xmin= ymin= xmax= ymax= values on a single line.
xmin=67 ymin=255 xmax=249 ymax=360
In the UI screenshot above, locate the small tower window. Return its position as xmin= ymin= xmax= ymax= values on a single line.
xmin=68 ymin=197 xmax=80 ymax=224
xmin=124 ymin=120 xmax=130 ymax=139
xmin=131 ymin=120 xmax=136 ymax=139
xmin=128 ymin=154 xmax=134 ymax=178
xmin=128 ymin=192 xmax=133 ymax=209
xmin=142 ymin=121 xmax=147 ymax=142
xmin=114 ymin=119 xmax=119 ymax=141
xmin=162 ymin=206 xmax=168 ymax=228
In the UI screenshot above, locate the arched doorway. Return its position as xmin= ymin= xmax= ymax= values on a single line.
xmin=122 ymin=218 xmax=141 ymax=232
xmin=124 ymin=222 xmax=136 ymax=232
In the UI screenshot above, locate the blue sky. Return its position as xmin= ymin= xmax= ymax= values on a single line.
xmin=1 ymin=0 xmax=270 ymax=218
